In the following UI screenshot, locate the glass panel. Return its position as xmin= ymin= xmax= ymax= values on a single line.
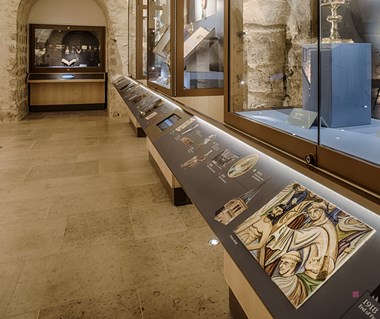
xmin=183 ymin=0 xmax=224 ymax=89
xmin=319 ymin=0 xmax=380 ymax=166
xmin=33 ymin=27 xmax=104 ymax=70
xmin=143 ymin=8 xmax=148 ymax=77
xmin=128 ymin=0 xmax=137 ymax=78
xmin=229 ymin=1 xmax=318 ymax=143
xmin=148 ymin=0 xmax=171 ymax=89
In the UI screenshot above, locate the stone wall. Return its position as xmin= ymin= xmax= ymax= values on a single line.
xmin=0 ymin=0 xmax=32 ymax=122
xmin=231 ymin=0 xmax=314 ymax=111
xmin=0 ymin=0 xmax=131 ymax=122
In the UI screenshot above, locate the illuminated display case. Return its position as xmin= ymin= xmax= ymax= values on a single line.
xmin=29 ymin=24 xmax=105 ymax=73
xmin=28 ymin=24 xmax=106 ymax=111
xmin=225 ymin=0 xmax=380 ymax=196
xmin=147 ymin=0 xmax=224 ymax=96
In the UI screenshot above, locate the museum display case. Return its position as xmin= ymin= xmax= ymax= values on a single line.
xmin=129 ymin=0 xmax=148 ymax=79
xmin=28 ymin=24 xmax=106 ymax=111
xmin=29 ymin=24 xmax=105 ymax=73
xmin=113 ymin=74 xmax=380 ymax=319
xmin=147 ymin=0 xmax=173 ymax=94
xmin=224 ymin=0 xmax=380 ymax=196
xmin=147 ymin=0 xmax=224 ymax=96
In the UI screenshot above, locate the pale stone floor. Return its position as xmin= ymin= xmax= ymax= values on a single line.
xmin=0 ymin=110 xmax=232 ymax=319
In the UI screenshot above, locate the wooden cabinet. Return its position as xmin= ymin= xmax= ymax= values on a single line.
xmin=27 ymin=73 xmax=106 ymax=111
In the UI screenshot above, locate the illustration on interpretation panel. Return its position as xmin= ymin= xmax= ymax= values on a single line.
xmin=234 ymin=182 xmax=375 ymax=308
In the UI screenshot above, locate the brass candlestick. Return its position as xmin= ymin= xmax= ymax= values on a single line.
xmin=321 ymin=0 xmax=353 ymax=43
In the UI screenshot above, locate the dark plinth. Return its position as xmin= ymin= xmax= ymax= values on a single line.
xmin=302 ymin=43 xmax=371 ymax=128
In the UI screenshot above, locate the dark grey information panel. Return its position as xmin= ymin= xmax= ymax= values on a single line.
xmin=152 ymin=115 xmax=380 ymax=319
xmin=113 ymin=76 xmax=179 ymax=130
xmin=341 ymin=291 xmax=380 ymax=319
xmin=153 ymin=116 xmax=289 ymax=218
xmin=114 ymin=76 xmax=380 ymax=319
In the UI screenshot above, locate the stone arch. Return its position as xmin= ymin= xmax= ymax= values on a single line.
xmin=0 ymin=0 xmax=129 ymax=122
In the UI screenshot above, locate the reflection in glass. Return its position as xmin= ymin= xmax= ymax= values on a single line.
xmin=183 ymin=0 xmax=224 ymax=89
xmin=148 ymin=0 xmax=171 ymax=89
xmin=229 ymin=1 xmax=318 ymax=143
xmin=319 ymin=0 xmax=380 ymax=166
xmin=229 ymin=0 xmax=380 ymax=166
xmin=33 ymin=27 xmax=103 ymax=70
xmin=143 ymin=8 xmax=148 ymax=77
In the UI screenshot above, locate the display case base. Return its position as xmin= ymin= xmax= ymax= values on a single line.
xmin=224 ymin=252 xmax=273 ymax=319
xmin=126 ymin=104 xmax=146 ymax=137
xmin=129 ymin=119 xmax=146 ymax=137
xmin=149 ymin=153 xmax=191 ymax=206
xmin=29 ymin=103 xmax=105 ymax=112
xmin=229 ymin=288 xmax=249 ymax=319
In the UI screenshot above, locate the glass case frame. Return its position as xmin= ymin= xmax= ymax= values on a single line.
xmin=129 ymin=0 xmax=148 ymax=79
xmin=175 ymin=0 xmax=224 ymax=96
xmin=29 ymin=24 xmax=106 ymax=74
xmin=147 ymin=0 xmax=224 ymax=96
xmin=224 ymin=0 xmax=380 ymax=197
xmin=147 ymin=0 xmax=175 ymax=96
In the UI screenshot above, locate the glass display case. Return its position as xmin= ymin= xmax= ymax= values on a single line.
xmin=148 ymin=0 xmax=173 ymax=94
xmin=129 ymin=0 xmax=148 ymax=79
xmin=147 ymin=0 xmax=224 ymax=96
xmin=176 ymin=0 xmax=224 ymax=95
xmin=29 ymin=24 xmax=105 ymax=73
xmin=225 ymin=0 xmax=380 ymax=195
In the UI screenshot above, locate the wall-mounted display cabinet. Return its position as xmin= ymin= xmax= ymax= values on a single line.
xmin=29 ymin=24 xmax=105 ymax=73
xmin=129 ymin=0 xmax=148 ymax=79
xmin=225 ymin=0 xmax=380 ymax=196
xmin=28 ymin=24 xmax=106 ymax=111
xmin=147 ymin=0 xmax=224 ymax=96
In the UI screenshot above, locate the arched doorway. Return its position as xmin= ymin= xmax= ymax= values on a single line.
xmin=11 ymin=0 xmax=129 ymax=121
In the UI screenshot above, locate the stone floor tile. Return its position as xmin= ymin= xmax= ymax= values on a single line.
xmin=6 ymin=250 xmax=125 ymax=316
xmin=0 ymin=140 xmax=36 ymax=151
xmin=6 ymin=239 xmax=167 ymax=316
xmin=25 ymin=160 xmax=99 ymax=182
xmin=104 ymin=168 xmax=161 ymax=188
xmin=147 ymin=183 xmax=171 ymax=203
xmin=77 ymin=145 xmax=147 ymax=161
xmin=129 ymin=202 xmax=186 ymax=240
xmin=47 ymin=187 xmax=132 ymax=218
xmin=0 ymin=197 xmax=51 ymax=226
xmin=0 ymin=262 xmax=24 ymax=318
xmin=0 ymin=112 xmax=229 ymax=319
xmin=61 ymin=207 xmax=134 ymax=250
xmin=117 ymin=239 xmax=169 ymax=286
xmin=123 ymin=183 xmax=170 ymax=207
xmin=139 ymin=271 xmax=232 ymax=319
xmin=176 ymin=204 xmax=209 ymax=230
xmin=0 ymin=167 xmax=30 ymax=184
xmin=5 ymin=311 xmax=38 ymax=319
xmin=156 ymin=227 xmax=224 ymax=278
xmin=37 ymin=289 xmax=142 ymax=319
xmin=0 ymin=149 xmax=53 ymax=162
xmin=0 ymin=218 xmax=66 ymax=263
xmin=30 ymin=137 xmax=100 ymax=151
xmin=0 ymin=174 xmax=109 ymax=203
xmin=0 ymin=155 xmax=78 ymax=171
xmin=98 ymin=157 xmax=152 ymax=173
